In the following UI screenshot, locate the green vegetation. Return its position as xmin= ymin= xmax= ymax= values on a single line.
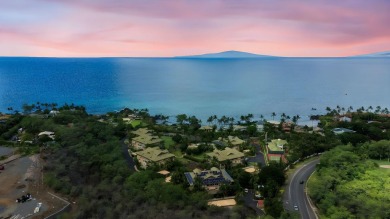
xmin=161 ymin=136 xmax=175 ymax=149
xmin=130 ymin=119 xmax=142 ymax=128
xmin=2 ymin=103 xmax=390 ymax=218
xmin=309 ymin=143 xmax=390 ymax=219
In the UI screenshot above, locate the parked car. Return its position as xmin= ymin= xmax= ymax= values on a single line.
xmin=0 ymin=165 xmax=4 ymax=170
xmin=294 ymin=205 xmax=299 ymax=211
xmin=244 ymin=188 xmax=249 ymax=193
xmin=16 ymin=193 xmax=32 ymax=203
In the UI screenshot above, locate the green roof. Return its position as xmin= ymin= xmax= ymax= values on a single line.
xmin=131 ymin=128 xmax=151 ymax=136
xmin=228 ymin=136 xmax=245 ymax=145
xmin=207 ymin=148 xmax=244 ymax=162
xmin=132 ymin=134 xmax=162 ymax=145
xmin=135 ymin=147 xmax=175 ymax=162
xmin=218 ymin=136 xmax=245 ymax=146
xmin=268 ymin=139 xmax=287 ymax=152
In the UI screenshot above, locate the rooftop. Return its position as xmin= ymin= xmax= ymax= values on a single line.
xmin=207 ymin=148 xmax=244 ymax=162
xmin=185 ymin=167 xmax=234 ymax=186
xmin=131 ymin=128 xmax=151 ymax=136
xmin=267 ymin=139 xmax=287 ymax=152
xmin=227 ymin=136 xmax=245 ymax=145
xmin=132 ymin=134 xmax=162 ymax=145
xmin=199 ymin=126 xmax=214 ymax=130
xmin=135 ymin=147 xmax=175 ymax=162
xmin=218 ymin=135 xmax=245 ymax=146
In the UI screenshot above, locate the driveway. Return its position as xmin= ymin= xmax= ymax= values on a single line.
xmin=246 ymin=144 xmax=266 ymax=167
xmin=242 ymin=189 xmax=265 ymax=215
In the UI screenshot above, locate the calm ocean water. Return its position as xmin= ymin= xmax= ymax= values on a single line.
xmin=0 ymin=57 xmax=389 ymax=122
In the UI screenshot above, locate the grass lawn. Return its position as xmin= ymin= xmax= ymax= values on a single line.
xmin=161 ymin=136 xmax=175 ymax=149
xmin=369 ymin=159 xmax=390 ymax=166
xmin=370 ymin=159 xmax=390 ymax=173
xmin=130 ymin=120 xmax=142 ymax=128
xmin=191 ymin=153 xmax=207 ymax=160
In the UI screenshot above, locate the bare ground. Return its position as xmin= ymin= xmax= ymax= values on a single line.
xmin=0 ymin=154 xmax=69 ymax=219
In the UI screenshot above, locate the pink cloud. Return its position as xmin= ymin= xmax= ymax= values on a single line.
xmin=0 ymin=0 xmax=389 ymax=57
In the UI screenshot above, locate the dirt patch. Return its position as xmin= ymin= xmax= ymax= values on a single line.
xmin=380 ymin=165 xmax=390 ymax=169
xmin=208 ymin=199 xmax=236 ymax=207
xmin=243 ymin=166 xmax=256 ymax=173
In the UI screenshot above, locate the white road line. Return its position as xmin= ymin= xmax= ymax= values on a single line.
xmin=305 ymin=169 xmax=319 ymax=219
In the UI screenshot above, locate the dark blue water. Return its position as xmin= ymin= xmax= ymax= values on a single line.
xmin=0 ymin=57 xmax=389 ymax=122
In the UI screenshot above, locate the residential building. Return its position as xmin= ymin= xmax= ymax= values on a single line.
xmin=215 ymin=135 xmax=245 ymax=150
xmin=267 ymin=139 xmax=287 ymax=154
xmin=207 ymin=148 xmax=244 ymax=165
xmin=199 ymin=126 xmax=214 ymax=132
xmin=266 ymin=139 xmax=287 ymax=163
xmin=135 ymin=147 xmax=175 ymax=169
xmin=131 ymin=128 xmax=162 ymax=150
xmin=184 ymin=167 xmax=234 ymax=192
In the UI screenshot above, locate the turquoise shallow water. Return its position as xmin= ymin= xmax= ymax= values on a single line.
xmin=0 ymin=57 xmax=389 ymax=122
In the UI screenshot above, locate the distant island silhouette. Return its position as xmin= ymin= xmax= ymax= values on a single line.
xmin=176 ymin=50 xmax=275 ymax=58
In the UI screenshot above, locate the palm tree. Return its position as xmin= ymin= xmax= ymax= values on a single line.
xmin=368 ymin=106 xmax=373 ymax=112
xmin=325 ymin=106 xmax=331 ymax=113
xmin=271 ymin=112 xmax=276 ymax=120
xmin=207 ymin=116 xmax=213 ymax=125
xmin=375 ymin=106 xmax=381 ymax=114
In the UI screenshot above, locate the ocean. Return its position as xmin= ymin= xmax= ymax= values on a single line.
xmin=0 ymin=57 xmax=389 ymax=123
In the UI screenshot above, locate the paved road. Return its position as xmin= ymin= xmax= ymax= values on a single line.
xmin=247 ymin=144 xmax=266 ymax=167
xmin=284 ymin=158 xmax=320 ymax=219
xmin=242 ymin=189 xmax=265 ymax=216
xmin=121 ymin=138 xmax=136 ymax=171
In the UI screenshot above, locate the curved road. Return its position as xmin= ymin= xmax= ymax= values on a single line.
xmin=284 ymin=158 xmax=320 ymax=219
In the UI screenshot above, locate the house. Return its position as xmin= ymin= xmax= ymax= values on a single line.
xmin=337 ymin=116 xmax=352 ymax=122
xmin=199 ymin=126 xmax=214 ymax=132
xmin=281 ymin=122 xmax=293 ymax=133
xmin=131 ymin=128 xmax=162 ymax=150
xmin=267 ymin=120 xmax=280 ymax=126
xmin=207 ymin=148 xmax=244 ymax=165
xmin=214 ymin=136 xmax=245 ymax=150
xmin=49 ymin=110 xmax=59 ymax=116
xmin=267 ymin=139 xmax=287 ymax=154
xmin=184 ymin=167 xmax=234 ymax=192
xmin=135 ymin=147 xmax=175 ymax=169
xmin=0 ymin=114 xmax=11 ymax=124
xmin=131 ymin=128 xmax=151 ymax=136
xmin=332 ymin=128 xmax=355 ymax=135
xmin=266 ymin=139 xmax=287 ymax=163
xmin=233 ymin=125 xmax=246 ymax=131
xmin=38 ymin=131 xmax=55 ymax=140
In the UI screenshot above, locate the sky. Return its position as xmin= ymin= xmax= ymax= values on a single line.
xmin=1 ymin=0 xmax=389 ymax=57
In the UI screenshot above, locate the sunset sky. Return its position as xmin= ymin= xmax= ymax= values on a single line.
xmin=1 ymin=0 xmax=389 ymax=57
